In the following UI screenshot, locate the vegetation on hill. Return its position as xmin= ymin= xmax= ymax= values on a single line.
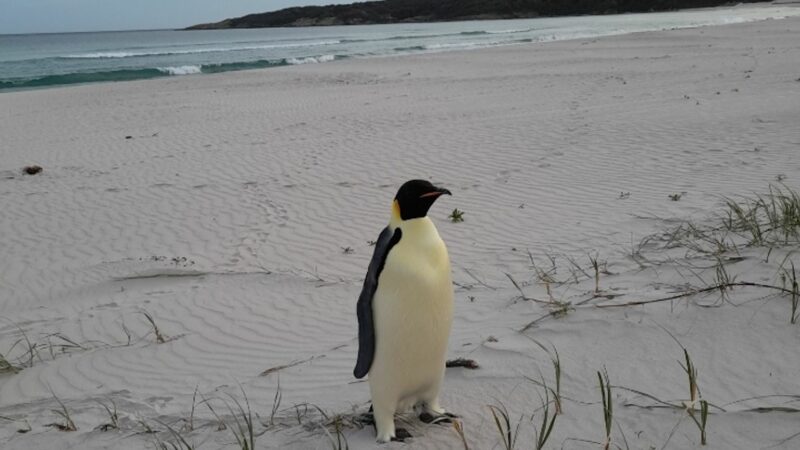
xmin=187 ymin=0 xmax=767 ymax=29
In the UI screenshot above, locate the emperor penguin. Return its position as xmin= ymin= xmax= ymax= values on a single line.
xmin=354 ymin=179 xmax=455 ymax=443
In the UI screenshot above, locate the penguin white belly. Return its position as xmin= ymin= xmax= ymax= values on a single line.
xmin=369 ymin=218 xmax=453 ymax=416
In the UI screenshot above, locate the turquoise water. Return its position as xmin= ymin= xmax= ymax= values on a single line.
xmin=1 ymin=5 xmax=798 ymax=91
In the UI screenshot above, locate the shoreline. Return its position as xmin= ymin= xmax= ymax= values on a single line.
xmin=2 ymin=3 xmax=799 ymax=93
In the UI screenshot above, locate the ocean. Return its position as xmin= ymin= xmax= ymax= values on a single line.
xmin=1 ymin=4 xmax=798 ymax=92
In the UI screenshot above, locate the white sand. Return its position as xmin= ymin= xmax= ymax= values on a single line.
xmin=2 ymin=13 xmax=800 ymax=450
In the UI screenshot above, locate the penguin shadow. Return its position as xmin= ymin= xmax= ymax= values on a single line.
xmin=359 ymin=404 xmax=459 ymax=442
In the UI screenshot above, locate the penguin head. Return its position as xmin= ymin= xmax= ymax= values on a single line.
xmin=394 ymin=179 xmax=451 ymax=220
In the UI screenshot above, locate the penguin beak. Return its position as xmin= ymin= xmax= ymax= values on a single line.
xmin=420 ymin=187 xmax=452 ymax=198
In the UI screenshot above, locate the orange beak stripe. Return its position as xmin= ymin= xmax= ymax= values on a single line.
xmin=419 ymin=191 xmax=443 ymax=198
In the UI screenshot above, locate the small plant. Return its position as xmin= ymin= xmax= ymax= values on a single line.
xmin=712 ymin=255 xmax=735 ymax=302
xmin=528 ymin=340 xmax=562 ymax=415
xmin=722 ymin=185 xmax=800 ymax=246
xmin=488 ymin=403 xmax=521 ymax=450
xmin=138 ymin=417 xmax=158 ymax=434
xmin=141 ymin=310 xmax=167 ymax=344
xmin=690 ymin=400 xmax=709 ymax=446
xmin=780 ymin=261 xmax=799 ymax=324
xmin=588 ymin=252 xmax=602 ymax=295
xmin=341 ymin=246 xmax=354 ymax=254
xmin=597 ymin=370 xmax=612 ymax=450
xmin=679 ymin=349 xmax=709 ymax=445
xmin=669 ymin=193 xmax=683 ymax=201
xmin=185 ymin=386 xmax=198 ymax=432
xmin=224 ymin=386 xmax=256 ymax=450
xmin=201 ymin=395 xmax=227 ymax=431
xmin=154 ymin=419 xmax=196 ymax=450
xmin=0 ymin=352 xmax=19 ymax=374
xmin=48 ymin=391 xmax=77 ymax=431
xmin=449 ymin=208 xmax=465 ymax=223
xmin=96 ymin=399 xmax=119 ymax=431
xmin=551 ymin=300 xmax=573 ymax=319
xmin=269 ymin=378 xmax=282 ymax=427
xmin=7 ymin=323 xmax=40 ymax=369
xmin=533 ymin=389 xmax=558 ymax=450
xmin=534 ymin=265 xmax=556 ymax=302
xmin=321 ymin=414 xmax=350 ymax=450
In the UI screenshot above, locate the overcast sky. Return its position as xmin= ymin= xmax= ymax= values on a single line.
xmin=0 ymin=0 xmax=336 ymax=34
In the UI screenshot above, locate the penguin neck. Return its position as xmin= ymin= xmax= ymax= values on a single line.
xmin=389 ymin=200 xmax=438 ymax=238
xmin=389 ymin=200 xmax=403 ymax=229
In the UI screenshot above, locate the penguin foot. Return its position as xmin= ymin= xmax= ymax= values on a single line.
xmin=418 ymin=412 xmax=435 ymax=424
xmin=419 ymin=411 xmax=458 ymax=425
xmin=358 ymin=404 xmax=375 ymax=427
xmin=359 ymin=411 xmax=375 ymax=426
xmin=391 ymin=428 xmax=412 ymax=442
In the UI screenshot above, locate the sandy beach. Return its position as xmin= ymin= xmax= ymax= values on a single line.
xmin=2 ymin=14 xmax=800 ymax=450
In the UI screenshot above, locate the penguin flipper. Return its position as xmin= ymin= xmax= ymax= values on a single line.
xmin=354 ymin=226 xmax=402 ymax=379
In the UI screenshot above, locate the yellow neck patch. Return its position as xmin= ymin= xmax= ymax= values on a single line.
xmin=390 ymin=199 xmax=402 ymax=229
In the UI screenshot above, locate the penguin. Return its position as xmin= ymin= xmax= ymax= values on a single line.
xmin=354 ymin=179 xmax=454 ymax=443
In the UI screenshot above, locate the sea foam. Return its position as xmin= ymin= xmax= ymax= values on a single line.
xmin=286 ymin=54 xmax=337 ymax=65
xmin=157 ymin=66 xmax=203 ymax=75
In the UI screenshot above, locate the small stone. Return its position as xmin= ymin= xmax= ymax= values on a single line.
xmin=23 ymin=165 xmax=42 ymax=175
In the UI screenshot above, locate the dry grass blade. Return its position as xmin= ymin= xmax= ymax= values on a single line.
xmin=47 ymin=390 xmax=77 ymax=431
xmin=96 ymin=398 xmax=119 ymax=431
xmin=141 ymin=310 xmax=167 ymax=344
xmin=780 ymin=260 xmax=799 ymax=324
xmin=452 ymin=419 xmax=470 ymax=450
xmin=185 ymin=386 xmax=198 ymax=432
xmin=269 ymin=377 xmax=282 ymax=427
xmin=259 ymin=354 xmax=323 ymax=376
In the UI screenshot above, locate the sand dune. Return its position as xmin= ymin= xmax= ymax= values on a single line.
xmin=2 ymin=14 xmax=800 ymax=450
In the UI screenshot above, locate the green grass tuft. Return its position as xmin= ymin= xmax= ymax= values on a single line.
xmin=597 ymin=369 xmax=612 ymax=450
xmin=488 ymin=402 xmax=521 ymax=450
xmin=449 ymin=208 xmax=465 ymax=223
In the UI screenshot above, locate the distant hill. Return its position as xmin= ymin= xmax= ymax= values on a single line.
xmin=186 ymin=0 xmax=767 ymax=29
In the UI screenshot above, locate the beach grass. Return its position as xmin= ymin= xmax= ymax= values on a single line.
xmin=597 ymin=369 xmax=613 ymax=450
xmin=533 ymin=389 xmax=558 ymax=450
xmin=47 ymin=391 xmax=77 ymax=432
xmin=224 ymin=386 xmax=256 ymax=450
xmin=140 ymin=310 xmax=167 ymax=344
xmin=96 ymin=398 xmax=119 ymax=431
xmin=488 ymin=402 xmax=521 ymax=450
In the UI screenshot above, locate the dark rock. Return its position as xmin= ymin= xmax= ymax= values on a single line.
xmin=23 ymin=165 xmax=42 ymax=175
